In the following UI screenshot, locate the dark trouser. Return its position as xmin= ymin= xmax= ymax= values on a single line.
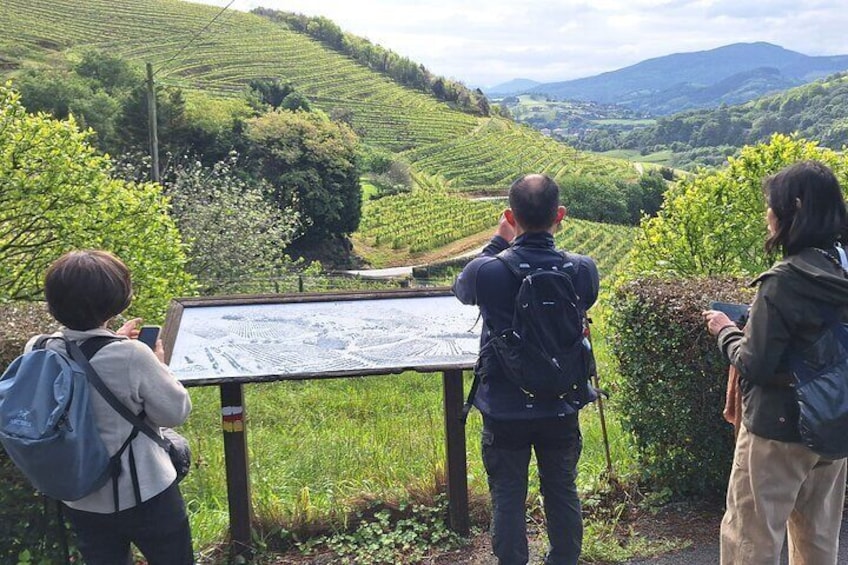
xmin=63 ymin=483 xmax=194 ymax=565
xmin=482 ymin=414 xmax=582 ymax=565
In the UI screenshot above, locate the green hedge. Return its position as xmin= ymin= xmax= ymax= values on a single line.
xmin=608 ymin=277 xmax=755 ymax=500
xmin=0 ymin=302 xmax=74 ymax=564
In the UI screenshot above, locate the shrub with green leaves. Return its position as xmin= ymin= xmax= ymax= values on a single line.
xmin=0 ymin=83 xmax=194 ymax=322
xmin=608 ymin=278 xmax=755 ymax=499
xmin=609 ymin=134 xmax=848 ymax=499
xmin=162 ymin=155 xmax=302 ymax=295
xmin=627 ymin=134 xmax=848 ymax=278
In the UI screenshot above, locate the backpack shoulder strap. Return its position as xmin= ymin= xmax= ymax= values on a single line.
xmin=65 ymin=340 xmax=171 ymax=452
xmin=498 ymin=247 xmax=578 ymax=278
xmin=78 ymin=336 xmax=122 ymax=360
xmin=495 ymin=247 xmax=529 ymax=279
xmin=557 ymin=251 xmax=577 ymax=276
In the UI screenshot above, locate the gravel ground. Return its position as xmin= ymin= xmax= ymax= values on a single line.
xmin=623 ymin=509 xmax=848 ymax=564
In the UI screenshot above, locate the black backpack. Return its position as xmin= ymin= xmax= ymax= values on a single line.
xmin=463 ymin=248 xmax=597 ymax=421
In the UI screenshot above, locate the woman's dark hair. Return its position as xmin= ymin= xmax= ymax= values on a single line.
xmin=508 ymin=174 xmax=560 ymax=232
xmin=764 ymin=160 xmax=848 ymax=256
xmin=44 ymin=250 xmax=133 ymax=330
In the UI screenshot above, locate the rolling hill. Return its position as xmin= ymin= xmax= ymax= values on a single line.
xmin=595 ymin=71 xmax=848 ymax=169
xmin=0 ymin=0 xmax=636 ymax=197
xmin=525 ymin=42 xmax=848 ymax=115
xmin=485 ymin=78 xmax=542 ymax=98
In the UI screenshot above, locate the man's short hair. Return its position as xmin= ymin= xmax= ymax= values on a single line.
xmin=44 ymin=250 xmax=133 ymax=330
xmin=508 ymin=174 xmax=560 ymax=232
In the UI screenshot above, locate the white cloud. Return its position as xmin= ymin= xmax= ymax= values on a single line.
xmin=197 ymin=0 xmax=848 ymax=87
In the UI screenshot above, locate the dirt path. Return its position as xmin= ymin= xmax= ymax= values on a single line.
xmin=622 ymin=505 xmax=848 ymax=564
xmin=348 ymin=229 xmax=493 ymax=275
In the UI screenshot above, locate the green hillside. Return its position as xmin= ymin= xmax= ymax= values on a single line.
xmin=0 ymin=0 xmax=634 ymax=191
xmin=587 ymin=72 xmax=848 ymax=169
xmin=404 ymin=118 xmax=636 ymax=192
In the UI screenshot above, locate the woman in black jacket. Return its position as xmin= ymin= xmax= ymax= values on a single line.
xmin=704 ymin=160 xmax=848 ymax=565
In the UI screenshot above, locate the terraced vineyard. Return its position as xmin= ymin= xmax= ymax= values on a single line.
xmin=358 ymin=190 xmax=504 ymax=253
xmin=555 ymin=218 xmax=635 ymax=278
xmin=0 ymin=0 xmax=634 ymax=187
xmin=355 ymin=179 xmax=635 ymax=277
xmin=0 ymin=0 xmax=478 ymax=153
xmin=404 ymin=118 xmax=638 ymax=192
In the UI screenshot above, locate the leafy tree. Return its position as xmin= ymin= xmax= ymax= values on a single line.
xmin=181 ymin=92 xmax=255 ymax=164
xmin=627 ymin=134 xmax=848 ymax=278
xmin=73 ymin=49 xmax=140 ymax=95
xmin=280 ymin=91 xmax=311 ymax=112
xmin=14 ymin=68 xmax=122 ymax=148
xmin=246 ymin=109 xmax=361 ymax=240
xmin=0 ymin=84 xmax=193 ymax=320
xmin=162 ymin=155 xmax=301 ymax=294
xmin=558 ymin=174 xmax=629 ymax=224
xmin=118 ymin=82 xmax=191 ymax=156
xmin=625 ymin=170 xmax=669 ymax=222
xmin=248 ymin=78 xmax=295 ymax=109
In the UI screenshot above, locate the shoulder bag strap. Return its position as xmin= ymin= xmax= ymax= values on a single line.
xmin=65 ymin=340 xmax=172 ymax=452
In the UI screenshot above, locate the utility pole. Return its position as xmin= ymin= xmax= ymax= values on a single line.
xmin=146 ymin=62 xmax=161 ymax=183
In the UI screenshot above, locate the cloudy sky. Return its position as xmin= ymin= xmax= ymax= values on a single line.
xmin=197 ymin=0 xmax=848 ymax=88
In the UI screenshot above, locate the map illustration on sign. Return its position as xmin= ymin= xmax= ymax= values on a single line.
xmin=167 ymin=294 xmax=481 ymax=383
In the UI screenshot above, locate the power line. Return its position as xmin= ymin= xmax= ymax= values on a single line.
xmin=153 ymin=0 xmax=236 ymax=79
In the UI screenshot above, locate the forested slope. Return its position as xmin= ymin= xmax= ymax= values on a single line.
xmin=587 ymin=72 xmax=848 ymax=169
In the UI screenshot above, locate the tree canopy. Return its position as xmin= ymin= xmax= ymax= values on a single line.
xmin=627 ymin=134 xmax=848 ymax=278
xmin=0 ymin=83 xmax=193 ymax=321
xmin=162 ymin=155 xmax=302 ymax=294
xmin=246 ymin=109 xmax=361 ymax=240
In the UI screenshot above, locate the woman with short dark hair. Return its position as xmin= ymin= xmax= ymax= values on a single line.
xmin=704 ymin=160 xmax=848 ymax=564
xmin=30 ymin=249 xmax=194 ymax=565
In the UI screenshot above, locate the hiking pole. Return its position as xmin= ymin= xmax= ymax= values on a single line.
xmin=585 ymin=324 xmax=613 ymax=476
xmin=593 ymin=369 xmax=614 ymax=476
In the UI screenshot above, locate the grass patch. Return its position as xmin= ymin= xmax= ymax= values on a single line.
xmin=596 ymin=149 xmax=674 ymax=166
xmin=360 ymin=179 xmax=379 ymax=202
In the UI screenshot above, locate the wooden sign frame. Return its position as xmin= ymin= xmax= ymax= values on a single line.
xmin=161 ymin=288 xmax=475 ymax=557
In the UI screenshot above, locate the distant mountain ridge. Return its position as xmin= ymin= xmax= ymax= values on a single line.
xmin=508 ymin=42 xmax=848 ymax=115
xmin=485 ymin=78 xmax=541 ymax=97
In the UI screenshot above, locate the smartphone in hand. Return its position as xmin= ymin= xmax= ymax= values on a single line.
xmin=709 ymin=301 xmax=750 ymax=325
xmin=137 ymin=325 xmax=161 ymax=350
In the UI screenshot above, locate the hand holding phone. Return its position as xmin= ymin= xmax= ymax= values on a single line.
xmin=137 ymin=325 xmax=160 ymax=350
xmin=708 ymin=301 xmax=750 ymax=325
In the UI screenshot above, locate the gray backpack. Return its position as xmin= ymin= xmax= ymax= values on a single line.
xmin=0 ymin=336 xmax=117 ymax=500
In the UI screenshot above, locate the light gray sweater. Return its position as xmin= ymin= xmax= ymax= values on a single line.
xmin=26 ymin=328 xmax=192 ymax=513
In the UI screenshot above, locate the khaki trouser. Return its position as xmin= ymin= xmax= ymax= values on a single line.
xmin=721 ymin=425 xmax=847 ymax=565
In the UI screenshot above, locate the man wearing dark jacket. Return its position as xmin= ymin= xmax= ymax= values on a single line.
xmin=453 ymin=174 xmax=599 ymax=565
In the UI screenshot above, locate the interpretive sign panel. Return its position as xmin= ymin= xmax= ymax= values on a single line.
xmin=162 ymin=288 xmax=480 ymax=386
